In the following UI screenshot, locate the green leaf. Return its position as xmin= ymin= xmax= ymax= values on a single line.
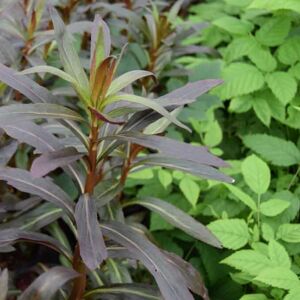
xmin=208 ymin=219 xmax=250 ymax=250
xmin=255 ymin=267 xmax=300 ymax=290
xmin=179 ymin=177 xmax=200 ymax=207
xmin=284 ymin=288 xmax=300 ymax=300
xmin=224 ymin=0 xmax=252 ymax=7
xmin=260 ymin=199 xmax=290 ymax=217
xmin=224 ymin=36 xmax=257 ymax=62
xmin=262 ymin=223 xmax=275 ymax=242
xmin=221 ymin=249 xmax=272 ymax=276
xmin=224 ymin=184 xmax=257 ymax=211
xmin=214 ymin=63 xmax=264 ymax=100
xmin=278 ymin=37 xmax=300 ymax=65
xmin=213 ymin=16 xmax=253 ymax=35
xmin=248 ymin=0 xmax=300 ymax=14
xmin=158 ymin=169 xmax=172 ymax=189
xmin=256 ymin=17 xmax=291 ymax=47
xmin=240 ymin=294 xmax=268 ymax=300
xmin=289 ymin=63 xmax=300 ymax=80
xmin=241 ymin=154 xmax=270 ymax=195
xmin=243 ymin=134 xmax=300 ymax=166
xmin=268 ymin=240 xmax=291 ymax=268
xmin=248 ymin=46 xmax=277 ymax=72
xmin=203 ymin=120 xmax=222 ymax=147
xmin=109 ymin=93 xmax=190 ymax=132
xmin=277 ymin=224 xmax=300 ymax=243
xmin=18 ymin=66 xmax=76 ymax=84
xmin=252 ymin=98 xmax=271 ymax=127
xmin=266 ymin=72 xmax=297 ymax=105
xmin=229 ymin=95 xmax=252 ymax=113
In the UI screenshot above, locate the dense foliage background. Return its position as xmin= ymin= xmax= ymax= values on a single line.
xmin=1 ymin=0 xmax=300 ymax=299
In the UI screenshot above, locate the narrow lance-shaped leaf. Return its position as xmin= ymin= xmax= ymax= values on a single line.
xmin=0 ymin=62 xmax=56 ymax=103
xmin=50 ymin=7 xmax=90 ymax=102
xmin=31 ymin=147 xmax=83 ymax=178
xmin=75 ymin=194 xmax=107 ymax=270
xmin=135 ymin=155 xmax=234 ymax=183
xmin=124 ymin=197 xmax=221 ymax=248
xmin=84 ymin=283 xmax=162 ymax=300
xmin=0 ymin=269 xmax=8 ymax=300
xmin=101 ymin=221 xmax=194 ymax=300
xmin=0 ymin=229 xmax=71 ymax=260
xmin=158 ymin=79 xmax=223 ymax=107
xmin=111 ymin=131 xmax=228 ymax=167
xmin=0 ymin=140 xmax=17 ymax=166
xmin=90 ymin=15 xmax=111 ymax=86
xmin=0 ymin=103 xmax=83 ymax=126
xmin=107 ymin=70 xmax=155 ymax=96
xmin=89 ymin=106 xmax=125 ymax=125
xmin=18 ymin=66 xmax=77 ymax=84
xmin=109 ymin=93 xmax=190 ymax=132
xmin=19 ymin=267 xmax=78 ymax=300
xmin=0 ymin=168 xmax=74 ymax=215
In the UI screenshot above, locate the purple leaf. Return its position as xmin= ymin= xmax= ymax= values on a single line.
xmin=0 ymin=168 xmax=74 ymax=215
xmin=19 ymin=266 xmax=78 ymax=300
xmin=31 ymin=147 xmax=83 ymax=177
xmin=102 ymin=221 xmax=194 ymax=300
xmin=114 ymin=131 xmax=229 ymax=167
xmin=89 ymin=107 xmax=125 ymax=125
xmin=0 ymin=140 xmax=18 ymax=166
xmin=158 ymin=79 xmax=223 ymax=106
xmin=0 ymin=62 xmax=56 ymax=103
xmin=126 ymin=197 xmax=221 ymax=248
xmin=0 ymin=229 xmax=71 ymax=259
xmin=75 ymin=194 xmax=107 ymax=270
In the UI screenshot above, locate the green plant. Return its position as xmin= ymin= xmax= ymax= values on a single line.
xmin=0 ymin=4 xmax=229 ymax=300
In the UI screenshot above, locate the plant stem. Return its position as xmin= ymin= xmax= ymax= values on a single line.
xmin=69 ymin=115 xmax=99 ymax=300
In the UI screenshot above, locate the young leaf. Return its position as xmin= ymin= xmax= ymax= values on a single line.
xmin=0 ymin=168 xmax=74 ymax=215
xmin=101 ymin=221 xmax=194 ymax=300
xmin=260 ymin=199 xmax=290 ymax=217
xmin=277 ymin=224 xmax=300 ymax=243
xmin=179 ymin=177 xmax=200 ymax=207
xmin=110 ymin=93 xmax=190 ymax=132
xmin=31 ymin=147 xmax=83 ymax=178
xmin=124 ymin=197 xmax=221 ymax=248
xmin=50 ymin=8 xmax=89 ymax=101
xmin=243 ymin=134 xmax=300 ymax=167
xmin=18 ymin=66 xmax=77 ymax=84
xmin=75 ymin=194 xmax=107 ymax=270
xmin=89 ymin=107 xmax=125 ymax=125
xmin=241 ymin=155 xmax=270 ymax=195
xmin=224 ymin=184 xmax=257 ymax=211
xmin=19 ymin=267 xmax=78 ymax=300
xmin=208 ymin=219 xmax=250 ymax=250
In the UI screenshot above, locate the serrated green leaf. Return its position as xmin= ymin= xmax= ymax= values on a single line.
xmin=262 ymin=223 xmax=275 ymax=242
xmin=278 ymin=37 xmax=300 ymax=65
xmin=214 ymin=63 xmax=264 ymax=100
xmin=240 ymin=294 xmax=268 ymax=300
xmin=252 ymin=98 xmax=271 ymax=127
xmin=224 ymin=184 xmax=257 ymax=211
xmin=224 ymin=36 xmax=257 ymax=62
xmin=255 ymin=267 xmax=300 ymax=290
xmin=277 ymin=224 xmax=300 ymax=243
xmin=248 ymin=0 xmax=300 ymax=14
xmin=248 ymin=46 xmax=277 ymax=72
xmin=284 ymin=288 xmax=300 ymax=300
xmin=241 ymin=154 xmax=270 ymax=195
xmin=256 ymin=17 xmax=291 ymax=47
xmin=222 ymin=249 xmax=272 ymax=276
xmin=208 ymin=219 xmax=250 ymax=250
xmin=268 ymin=240 xmax=291 ymax=268
xmin=266 ymin=72 xmax=297 ymax=105
xmin=243 ymin=134 xmax=300 ymax=166
xmin=260 ymin=199 xmax=290 ymax=217
xmin=288 ymin=63 xmax=300 ymax=80
xmin=229 ymin=95 xmax=252 ymax=113
xmin=213 ymin=16 xmax=253 ymax=35
xmin=179 ymin=177 xmax=200 ymax=207
xmin=224 ymin=0 xmax=252 ymax=7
